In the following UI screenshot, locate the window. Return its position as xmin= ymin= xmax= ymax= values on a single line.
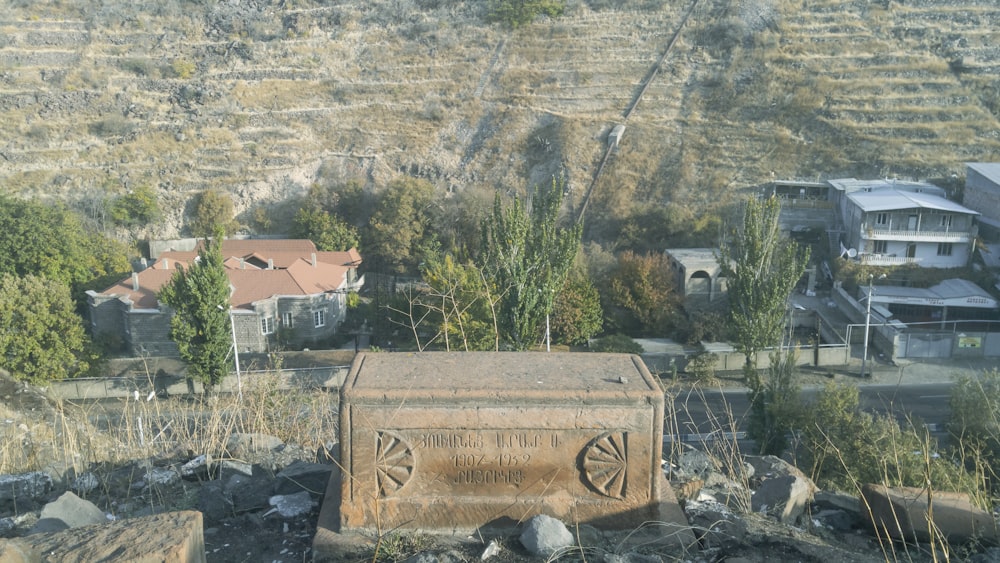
xmin=875 ymin=212 xmax=889 ymax=226
xmin=281 ymin=312 xmax=293 ymax=328
xmin=940 ymin=215 xmax=952 ymax=229
xmin=313 ymin=309 xmax=326 ymax=328
xmin=261 ymin=316 xmax=274 ymax=335
xmin=937 ymin=243 xmax=953 ymax=256
xmin=873 ymin=240 xmax=887 ymax=254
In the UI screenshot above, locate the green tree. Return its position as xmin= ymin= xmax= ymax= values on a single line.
xmin=550 ymin=274 xmax=602 ymax=346
xmin=607 ymin=251 xmax=679 ymax=336
xmin=401 ymin=251 xmax=499 ymax=351
xmin=488 ymin=0 xmax=565 ymax=28
xmin=189 ymin=189 xmax=238 ymax=238
xmin=747 ymin=350 xmax=802 ymax=455
xmin=479 ymin=180 xmax=582 ymax=350
xmin=948 ymin=369 xmax=1000 ymax=488
xmin=800 ymin=383 xmax=979 ymax=495
xmin=291 ymin=205 xmax=360 ymax=251
xmin=0 ymin=274 xmax=92 ymax=383
xmin=367 ymin=177 xmax=438 ymax=274
xmin=109 ymin=185 xmax=161 ymax=227
xmin=158 ymin=234 xmax=233 ymax=390
xmin=717 ymin=195 xmax=810 ymax=379
xmin=0 ymin=195 xmax=131 ymax=291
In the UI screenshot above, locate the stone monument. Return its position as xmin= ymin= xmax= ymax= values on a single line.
xmin=315 ymin=352 xmax=690 ymax=551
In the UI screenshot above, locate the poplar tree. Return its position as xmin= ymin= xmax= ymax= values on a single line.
xmin=479 ymin=180 xmax=581 ymax=350
xmin=718 ymin=195 xmax=809 ymax=454
xmin=158 ymin=232 xmax=233 ymax=390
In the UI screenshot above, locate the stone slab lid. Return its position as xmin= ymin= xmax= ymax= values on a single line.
xmin=342 ymin=352 xmax=660 ymax=403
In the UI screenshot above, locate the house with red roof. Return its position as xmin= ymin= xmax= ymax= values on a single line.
xmin=87 ymin=239 xmax=363 ymax=356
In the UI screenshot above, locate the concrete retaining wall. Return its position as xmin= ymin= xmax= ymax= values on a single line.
xmin=49 ymin=367 xmax=350 ymax=401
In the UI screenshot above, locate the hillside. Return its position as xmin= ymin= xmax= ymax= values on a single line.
xmin=1 ymin=0 xmax=998 ymax=242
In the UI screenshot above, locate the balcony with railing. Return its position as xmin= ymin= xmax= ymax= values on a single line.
xmin=860 ymin=226 xmax=972 ymax=243
xmin=859 ymin=254 xmax=922 ymax=266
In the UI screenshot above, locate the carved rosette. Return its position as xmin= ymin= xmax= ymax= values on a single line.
xmin=582 ymin=432 xmax=627 ymax=499
xmin=375 ymin=431 xmax=414 ymax=497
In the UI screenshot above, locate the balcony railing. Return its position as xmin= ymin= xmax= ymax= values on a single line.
xmin=861 ymin=227 xmax=971 ymax=243
xmin=859 ymin=254 xmax=921 ymax=266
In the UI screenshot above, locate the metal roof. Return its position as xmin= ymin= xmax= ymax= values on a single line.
xmin=846 ymin=188 xmax=978 ymax=214
xmin=827 ymin=178 xmax=945 ymax=197
xmin=966 ymin=162 xmax=1000 ymax=185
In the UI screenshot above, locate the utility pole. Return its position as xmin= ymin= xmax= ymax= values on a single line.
xmin=860 ymin=273 xmax=886 ymax=378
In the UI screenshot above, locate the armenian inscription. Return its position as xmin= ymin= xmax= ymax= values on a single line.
xmin=333 ymin=352 xmax=669 ymax=532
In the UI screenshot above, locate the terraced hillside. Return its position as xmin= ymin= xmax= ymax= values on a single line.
xmin=1 ymin=0 xmax=998 ymax=242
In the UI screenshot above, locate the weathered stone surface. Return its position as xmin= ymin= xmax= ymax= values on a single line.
xmin=746 ymin=455 xmax=815 ymax=525
xmin=332 ymin=352 xmax=682 ymax=533
xmin=0 ymin=539 xmax=40 ymax=563
xmin=861 ymin=484 xmax=1000 ymax=545
xmin=28 ymin=491 xmax=106 ymax=534
xmin=519 ymin=514 xmax=574 ymax=557
xmin=274 ymin=460 xmax=332 ymax=497
xmin=21 ymin=510 xmax=205 ymax=562
xmin=226 ymin=433 xmax=284 ymax=458
xmin=0 ymin=473 xmax=51 ymax=507
xmin=268 ymin=491 xmax=314 ymax=518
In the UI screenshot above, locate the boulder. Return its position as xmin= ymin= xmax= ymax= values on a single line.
xmin=267 ymin=491 xmax=314 ymax=518
xmin=861 ymin=484 xmax=1000 ymax=545
xmin=683 ymin=496 xmax=748 ymax=550
xmin=519 ymin=514 xmax=574 ymax=557
xmin=274 ymin=461 xmax=332 ymax=497
xmin=746 ymin=455 xmax=816 ymax=524
xmin=0 ymin=473 xmax=52 ymax=510
xmin=28 ymin=492 xmax=106 ymax=534
xmin=0 ymin=538 xmax=40 ymax=563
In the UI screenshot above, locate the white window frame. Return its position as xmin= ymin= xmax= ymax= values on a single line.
xmin=940 ymin=215 xmax=952 ymax=229
xmin=937 ymin=242 xmax=953 ymax=256
xmin=873 ymin=240 xmax=887 ymax=254
xmin=313 ymin=309 xmax=326 ymax=328
xmin=281 ymin=312 xmax=293 ymax=328
xmin=261 ymin=316 xmax=275 ymax=335
xmin=875 ymin=212 xmax=889 ymax=226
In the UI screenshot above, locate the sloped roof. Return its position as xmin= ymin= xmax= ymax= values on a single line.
xmin=966 ymin=162 xmax=1000 ymax=185
xmin=847 ymin=188 xmax=978 ymax=215
xmin=828 ymin=178 xmax=946 ymax=197
xmin=98 ymin=240 xmax=362 ymax=310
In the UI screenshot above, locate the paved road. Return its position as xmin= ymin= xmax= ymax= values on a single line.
xmin=668 ymin=381 xmax=956 ymax=442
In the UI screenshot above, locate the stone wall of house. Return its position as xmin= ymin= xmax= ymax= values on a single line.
xmin=127 ymin=310 xmax=178 ymax=356
xmin=86 ymin=291 xmax=127 ymax=351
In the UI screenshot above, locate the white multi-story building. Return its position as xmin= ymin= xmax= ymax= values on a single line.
xmin=830 ymin=179 xmax=979 ymax=268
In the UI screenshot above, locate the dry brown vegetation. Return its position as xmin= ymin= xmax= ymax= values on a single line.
xmin=1 ymin=0 xmax=998 ymax=242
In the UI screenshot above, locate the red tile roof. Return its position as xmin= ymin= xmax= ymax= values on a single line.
xmin=98 ymin=240 xmax=362 ymax=310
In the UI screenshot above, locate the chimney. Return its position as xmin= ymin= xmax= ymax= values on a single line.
xmin=268 ymin=258 xmax=274 ymax=270
xmin=131 ymin=272 xmax=139 ymax=291
xmin=162 ymin=258 xmax=170 ymax=270
xmin=240 ymin=258 xmax=245 ymax=270
xmin=311 ymin=253 xmax=317 ymax=267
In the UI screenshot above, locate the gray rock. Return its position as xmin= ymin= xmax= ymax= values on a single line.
xmin=673 ymin=446 xmax=716 ymax=480
xmin=145 ymin=467 xmax=180 ymax=488
xmin=267 ymin=491 xmax=314 ymax=518
xmin=519 ymin=514 xmax=574 ymax=557
xmin=811 ymin=508 xmax=856 ymax=532
xmin=682 ymin=497 xmax=748 ymax=550
xmin=226 ymin=433 xmax=283 ymax=458
xmin=745 ymin=455 xmax=816 ymax=524
xmin=180 ymin=454 xmax=213 ymax=481
xmin=71 ymin=472 xmax=100 ymax=495
xmin=197 ymin=481 xmax=232 ymax=526
xmin=274 ymin=461 xmax=332 ymax=497
xmin=0 ymin=472 xmax=52 ymax=504
xmin=29 ymin=491 xmax=106 ymax=534
xmin=226 ymin=472 xmax=271 ymax=513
